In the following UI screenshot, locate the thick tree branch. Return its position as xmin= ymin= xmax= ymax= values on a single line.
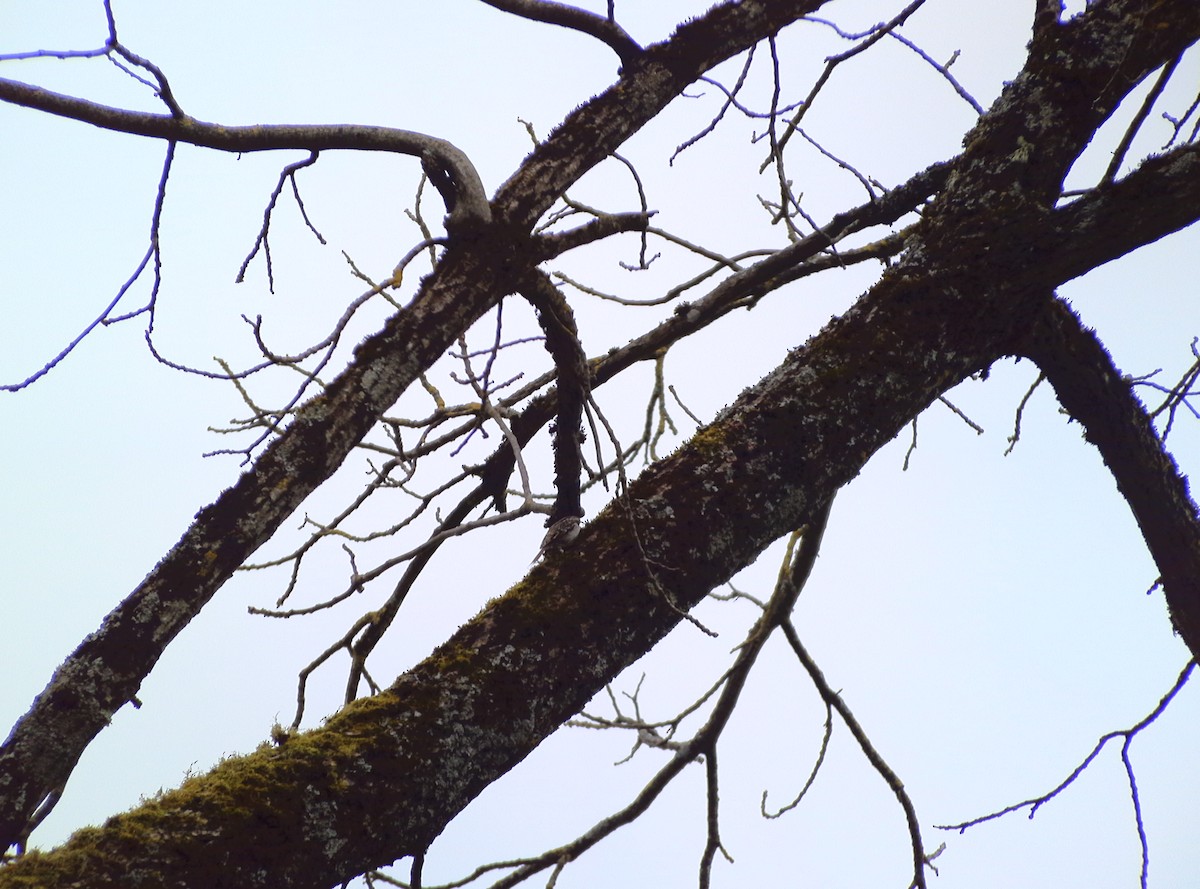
xmin=12 ymin=5 xmax=1198 ymax=858
xmin=0 ymin=155 xmax=1139 ymax=879
xmin=0 ymin=236 xmax=1018 ymax=887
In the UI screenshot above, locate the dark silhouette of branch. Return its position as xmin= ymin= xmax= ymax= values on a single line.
xmin=764 ymin=0 xmax=926 ymax=172
xmin=1 ymin=142 xmax=175 ymax=392
xmin=779 ymin=619 xmax=932 ymax=889
xmin=1142 ymin=338 xmax=1200 ymax=438
xmin=492 ymin=0 xmax=831 ymax=228
xmin=937 ymin=660 xmax=1196 ymax=889
xmin=237 ymin=151 xmax=326 ymax=290
xmin=1101 ymin=52 xmax=1183 ymax=183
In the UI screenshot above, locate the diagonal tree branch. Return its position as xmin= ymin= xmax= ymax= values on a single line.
xmin=0 ymin=226 xmax=1019 ymax=886
xmin=492 ymin=0 xmax=832 ymax=228
xmin=9 ymin=170 xmax=1186 ymax=884
xmin=1019 ymin=298 xmax=1200 ymax=654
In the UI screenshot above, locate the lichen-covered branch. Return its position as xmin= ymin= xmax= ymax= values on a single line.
xmin=0 ymin=226 xmax=1021 ymax=886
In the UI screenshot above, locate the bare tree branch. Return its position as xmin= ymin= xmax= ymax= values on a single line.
xmin=0 ymin=78 xmax=492 ymax=232
xmin=2 ymin=0 xmax=1199 ymax=883
xmin=936 ymin=660 xmax=1196 ymax=889
xmin=475 ymin=0 xmax=643 ymax=67
xmin=1044 ymin=144 xmax=1200 ymax=283
xmin=1020 ymin=297 xmax=1200 ymax=654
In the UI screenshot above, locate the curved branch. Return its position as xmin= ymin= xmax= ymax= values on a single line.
xmin=0 ymin=77 xmax=491 ymax=231
xmin=476 ymin=0 xmax=643 ymax=67
xmin=936 ymin=660 xmax=1194 ymax=887
xmin=779 ymin=618 xmax=931 ymax=889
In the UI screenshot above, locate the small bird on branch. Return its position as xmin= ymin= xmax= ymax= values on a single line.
xmin=531 ymin=516 xmax=581 ymax=563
